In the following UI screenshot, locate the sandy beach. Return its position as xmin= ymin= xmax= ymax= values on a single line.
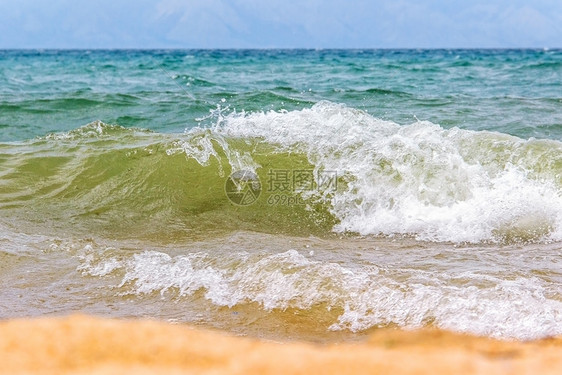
xmin=0 ymin=315 xmax=560 ymax=375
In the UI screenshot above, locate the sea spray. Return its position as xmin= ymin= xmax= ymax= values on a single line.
xmin=185 ymin=102 xmax=562 ymax=243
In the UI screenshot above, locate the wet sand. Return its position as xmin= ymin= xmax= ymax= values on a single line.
xmin=0 ymin=315 xmax=560 ymax=375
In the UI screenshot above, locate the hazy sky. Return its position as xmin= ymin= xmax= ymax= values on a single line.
xmin=1 ymin=0 xmax=561 ymax=49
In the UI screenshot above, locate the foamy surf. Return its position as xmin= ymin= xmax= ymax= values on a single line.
xmin=176 ymin=101 xmax=562 ymax=243
xmin=72 ymin=232 xmax=562 ymax=340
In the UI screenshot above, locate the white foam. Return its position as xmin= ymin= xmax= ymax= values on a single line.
xmin=86 ymin=248 xmax=562 ymax=340
xmin=202 ymin=102 xmax=562 ymax=243
xmin=168 ymin=129 xmax=260 ymax=178
xmin=77 ymin=244 xmax=122 ymax=277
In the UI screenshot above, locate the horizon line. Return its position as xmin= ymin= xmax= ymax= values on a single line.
xmin=1 ymin=47 xmax=560 ymax=51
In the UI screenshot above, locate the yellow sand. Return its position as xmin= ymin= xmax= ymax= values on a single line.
xmin=0 ymin=315 xmax=560 ymax=374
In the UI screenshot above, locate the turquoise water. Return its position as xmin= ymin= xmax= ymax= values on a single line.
xmin=1 ymin=49 xmax=561 ymax=141
xmin=0 ymin=49 xmax=561 ymax=341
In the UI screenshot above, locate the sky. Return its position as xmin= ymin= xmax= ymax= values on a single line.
xmin=0 ymin=0 xmax=561 ymax=49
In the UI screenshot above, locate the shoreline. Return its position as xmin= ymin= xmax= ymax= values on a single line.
xmin=1 ymin=315 xmax=560 ymax=374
